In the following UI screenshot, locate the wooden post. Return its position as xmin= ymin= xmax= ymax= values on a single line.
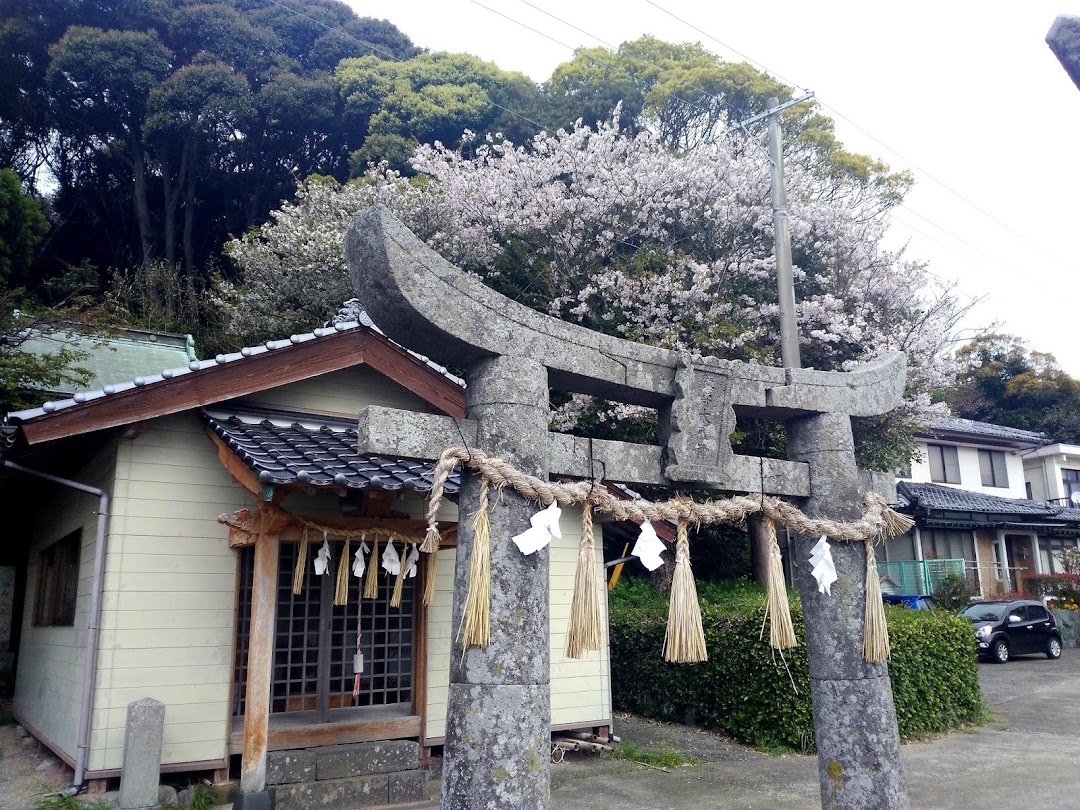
xmin=239 ymin=528 xmax=279 ymax=799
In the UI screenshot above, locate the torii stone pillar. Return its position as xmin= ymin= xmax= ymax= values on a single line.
xmin=441 ymin=355 xmax=553 ymax=808
xmin=347 ymin=205 xmax=910 ymax=810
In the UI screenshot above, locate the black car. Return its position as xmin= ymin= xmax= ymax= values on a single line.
xmin=958 ymin=599 xmax=1063 ymax=663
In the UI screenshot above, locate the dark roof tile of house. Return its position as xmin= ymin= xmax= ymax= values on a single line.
xmin=896 ymin=481 xmax=1058 ymax=516
xmin=922 ymin=416 xmax=1048 ymax=445
xmin=203 ymin=409 xmax=459 ymax=494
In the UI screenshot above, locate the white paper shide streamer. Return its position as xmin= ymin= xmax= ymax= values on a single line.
xmin=404 ymin=545 xmax=420 ymax=578
xmin=382 ymin=539 xmax=401 ymax=575
xmin=314 ymin=537 xmax=332 ymax=576
xmin=809 ymin=535 xmax=837 ymax=595
xmin=352 ymin=540 xmax=370 ymax=578
xmin=512 ymin=501 xmax=562 ymax=555
xmin=631 ymin=521 xmax=666 ymax=571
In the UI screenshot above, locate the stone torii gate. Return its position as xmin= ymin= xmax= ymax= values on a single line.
xmin=346 ymin=206 xmax=910 ymax=809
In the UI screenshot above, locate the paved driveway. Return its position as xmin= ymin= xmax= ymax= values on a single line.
xmin=548 ymin=648 xmax=1080 ymax=810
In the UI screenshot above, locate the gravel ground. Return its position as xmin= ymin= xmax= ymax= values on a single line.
xmin=0 ymin=718 xmax=71 ymax=810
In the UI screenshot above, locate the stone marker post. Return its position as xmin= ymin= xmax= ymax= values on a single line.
xmin=119 ymin=697 xmax=165 ymax=810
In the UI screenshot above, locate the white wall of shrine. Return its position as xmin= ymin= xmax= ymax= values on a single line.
xmin=423 ymin=508 xmax=612 ymax=743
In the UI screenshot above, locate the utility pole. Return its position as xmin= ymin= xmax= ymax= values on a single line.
xmin=735 ymin=91 xmax=814 ymax=369
xmin=767 ymin=95 xmax=803 ymax=369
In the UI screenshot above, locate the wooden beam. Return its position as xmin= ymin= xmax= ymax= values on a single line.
xmin=207 ymin=430 xmax=263 ymax=500
xmin=358 ymin=330 xmax=465 ymax=418
xmin=240 ymin=529 xmax=279 ymax=794
xmin=229 ymin=715 xmax=424 ymax=753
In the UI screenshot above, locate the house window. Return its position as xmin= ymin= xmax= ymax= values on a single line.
xmin=233 ymin=542 xmax=414 ymax=722
xmin=1063 ymin=469 xmax=1080 ymax=503
xmin=1041 ymin=537 xmax=1079 ymax=574
xmin=978 ymin=449 xmax=1009 ymax=488
xmin=34 ymin=530 xmax=81 ymax=626
xmin=922 ymin=529 xmax=977 ymax=587
xmin=927 ymin=444 xmax=960 ymax=484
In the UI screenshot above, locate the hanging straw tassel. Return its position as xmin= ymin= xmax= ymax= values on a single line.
xmin=565 ymin=501 xmax=604 ymax=659
xmin=422 ymin=550 xmax=438 ymax=607
xmin=762 ymin=516 xmax=796 ymax=650
xmin=293 ymin=527 xmax=310 ymax=595
xmin=663 ymin=519 xmax=708 ymax=663
xmin=862 ymin=537 xmax=890 ymax=663
xmin=363 ymin=538 xmax=380 ymax=599
xmin=391 ymin=541 xmax=409 ymax=608
xmin=334 ymin=538 xmax=350 ymax=606
xmin=458 ymin=476 xmax=492 ymax=652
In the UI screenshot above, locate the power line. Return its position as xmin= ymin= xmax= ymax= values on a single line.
xmin=643 ymin=0 xmax=1038 ymax=249
xmin=470 ymin=0 xmax=751 ymax=125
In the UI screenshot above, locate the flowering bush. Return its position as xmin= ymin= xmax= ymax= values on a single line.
xmin=222 ymin=116 xmax=964 ymax=459
xmin=1024 ymin=573 xmax=1080 ymax=608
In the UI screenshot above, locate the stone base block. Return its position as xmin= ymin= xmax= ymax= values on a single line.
xmin=315 ymin=740 xmax=419 ymax=780
xmin=389 ymin=769 xmax=429 ymax=804
xmin=272 ymin=774 xmax=389 ymax=810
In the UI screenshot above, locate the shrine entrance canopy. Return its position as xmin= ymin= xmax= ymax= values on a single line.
xmin=346 ymin=206 xmax=906 ymax=498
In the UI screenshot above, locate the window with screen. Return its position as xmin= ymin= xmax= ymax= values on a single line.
xmin=232 ymin=541 xmax=415 ymax=723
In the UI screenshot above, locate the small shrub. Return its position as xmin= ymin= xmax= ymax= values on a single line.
xmin=933 ymin=572 xmax=976 ymax=612
xmin=1024 ymin=572 xmax=1080 ymax=605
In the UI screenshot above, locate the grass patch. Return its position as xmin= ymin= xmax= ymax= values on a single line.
xmin=31 ymin=792 xmax=113 ymax=810
xmin=612 ymin=741 xmax=700 ymax=769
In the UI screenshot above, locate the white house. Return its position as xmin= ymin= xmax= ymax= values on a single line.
xmin=890 ymin=416 xmax=1080 ymax=596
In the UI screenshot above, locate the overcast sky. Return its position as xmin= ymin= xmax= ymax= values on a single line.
xmin=345 ymin=0 xmax=1080 ymax=376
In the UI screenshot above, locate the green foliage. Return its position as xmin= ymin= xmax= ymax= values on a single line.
xmin=0 ymin=295 xmax=96 ymax=412
xmin=336 ymin=51 xmax=538 ymax=171
xmin=608 ymin=581 xmax=983 ymax=750
xmin=30 ymin=792 xmax=112 ymax=810
xmin=932 ymin=572 xmax=976 ymax=613
xmin=885 ymin=607 xmax=984 ymax=737
xmin=1022 ymin=573 xmax=1080 ymax=603
xmin=0 ymin=168 xmax=49 ymax=288
xmin=945 ymin=333 xmax=1080 ymax=444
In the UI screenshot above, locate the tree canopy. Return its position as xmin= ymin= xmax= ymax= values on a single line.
xmin=945 ymin=334 xmax=1080 ymax=443
xmin=0 ymin=5 xmax=966 ymax=459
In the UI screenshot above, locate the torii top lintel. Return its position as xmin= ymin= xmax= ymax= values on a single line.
xmin=346 ymin=205 xmax=906 ymax=422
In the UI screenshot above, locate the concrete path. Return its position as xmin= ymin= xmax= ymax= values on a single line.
xmin=547 ymin=648 xmax=1080 ymax=809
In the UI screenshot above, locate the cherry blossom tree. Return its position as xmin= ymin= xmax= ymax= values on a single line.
xmin=221 ymin=116 xmax=963 ymax=464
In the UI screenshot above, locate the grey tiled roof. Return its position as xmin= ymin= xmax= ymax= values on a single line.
xmin=6 ymin=316 xmax=463 ymax=425
xmin=922 ymin=416 xmax=1048 ymax=445
xmin=204 ymin=409 xmax=460 ymax=494
xmin=896 ymin=481 xmax=1058 ymax=516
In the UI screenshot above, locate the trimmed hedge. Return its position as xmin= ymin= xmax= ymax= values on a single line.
xmin=609 ymin=581 xmax=982 ymax=751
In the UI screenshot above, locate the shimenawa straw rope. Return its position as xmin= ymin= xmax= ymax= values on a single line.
xmin=459 ymin=475 xmax=492 ymax=652
xmin=863 ymin=537 xmax=890 ymax=663
xmin=565 ymin=500 xmax=604 ymax=658
xmin=763 ymin=517 xmax=797 ymax=650
xmin=293 ymin=526 xmax=309 ymax=595
xmin=664 ymin=518 xmax=708 ymax=663
xmin=363 ymin=537 xmax=379 ymax=599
